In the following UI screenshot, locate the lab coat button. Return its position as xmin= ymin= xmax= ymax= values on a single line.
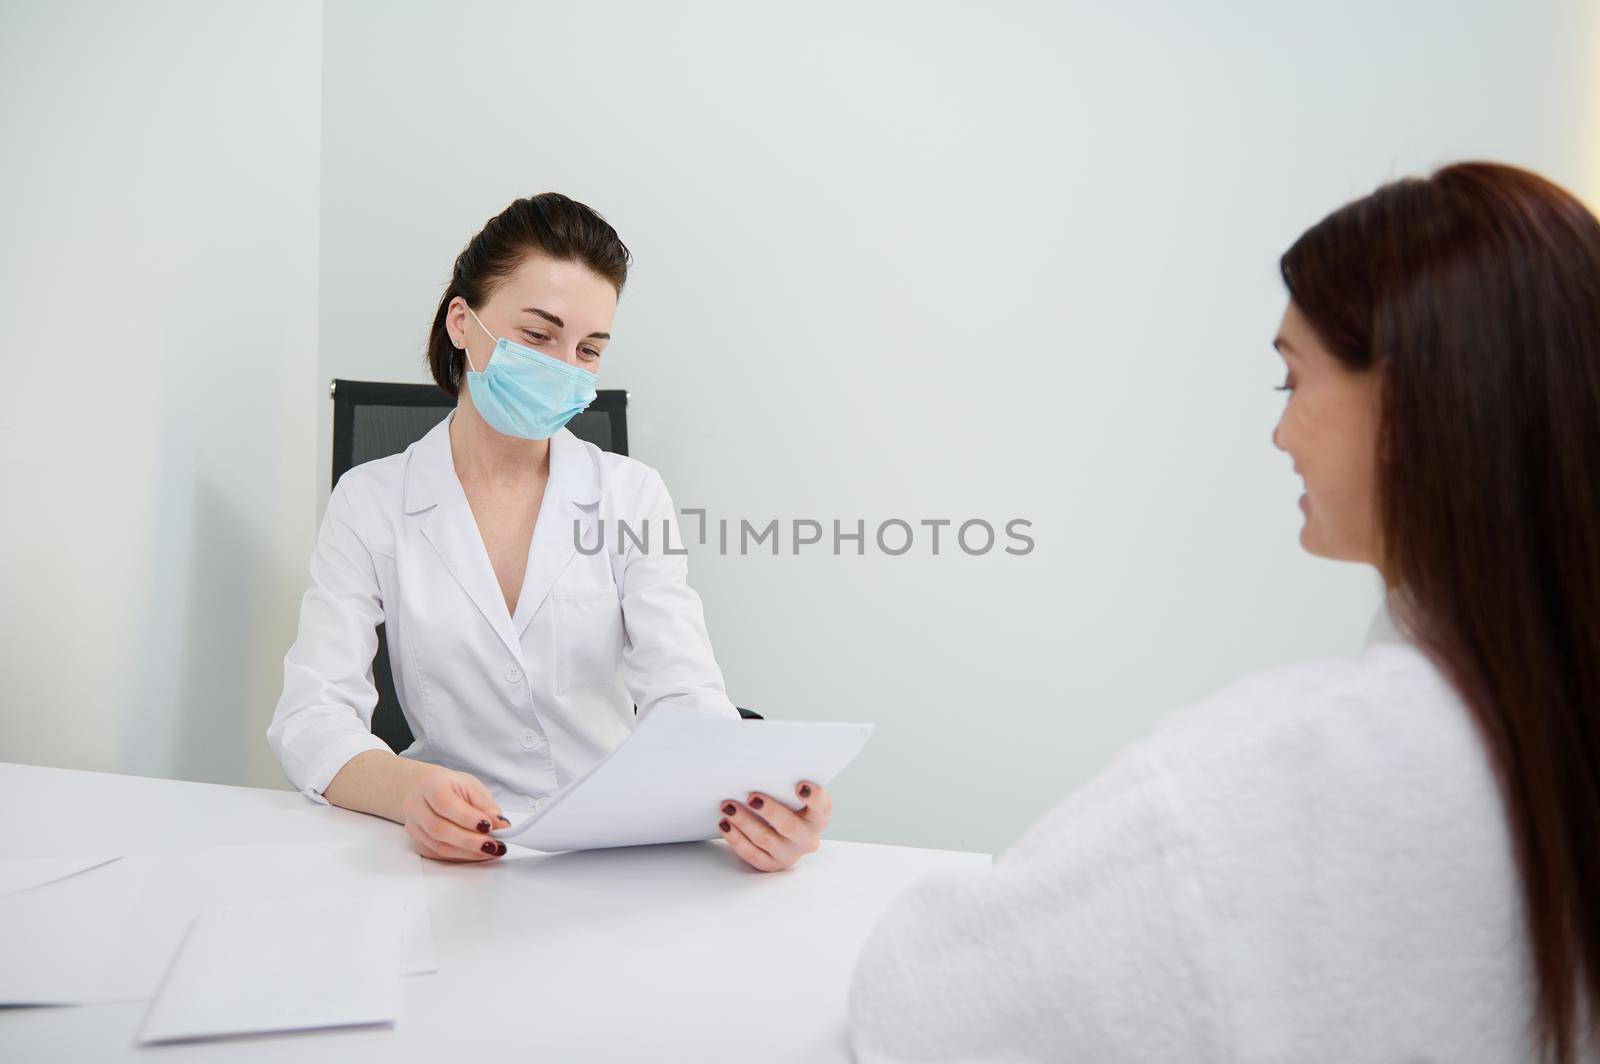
xmin=519 ymin=730 xmax=539 ymax=750
xmin=504 ymin=663 xmax=522 ymax=683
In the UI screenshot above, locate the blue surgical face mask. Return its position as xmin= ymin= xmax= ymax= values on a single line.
xmin=460 ymin=304 xmax=598 ymax=440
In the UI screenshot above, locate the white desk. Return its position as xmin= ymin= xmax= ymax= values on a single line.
xmin=0 ymin=761 xmax=987 ymax=1061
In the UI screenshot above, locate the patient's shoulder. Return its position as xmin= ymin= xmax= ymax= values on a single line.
xmin=1147 ymin=642 xmax=1464 ymax=767
xmin=1136 ymin=640 xmax=1500 ymax=860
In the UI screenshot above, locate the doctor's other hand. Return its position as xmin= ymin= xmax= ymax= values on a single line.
xmin=716 ymin=780 xmax=833 ymax=872
xmin=401 ymin=767 xmax=512 ymax=863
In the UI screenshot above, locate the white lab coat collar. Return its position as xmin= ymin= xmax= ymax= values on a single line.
xmin=401 ymin=411 xmax=602 ymax=661
xmin=402 ymin=410 xmax=601 ymax=514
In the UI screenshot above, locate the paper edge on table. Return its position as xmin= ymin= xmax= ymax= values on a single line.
xmin=0 ymin=854 xmax=124 ymax=898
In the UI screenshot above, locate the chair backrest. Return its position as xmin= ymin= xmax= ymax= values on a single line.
xmin=328 ymin=379 xmax=630 ymax=753
xmin=330 ymin=379 xmax=629 ymax=488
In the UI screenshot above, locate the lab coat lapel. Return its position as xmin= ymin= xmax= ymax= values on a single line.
xmin=406 ymin=413 xmax=524 ymax=663
xmin=511 ymin=428 xmax=601 ymax=637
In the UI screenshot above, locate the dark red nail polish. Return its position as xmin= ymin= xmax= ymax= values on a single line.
xmin=476 ymin=820 xmax=491 ymax=833
xmin=718 ymin=819 xmax=731 ymax=832
xmin=722 ymin=802 xmax=737 ymax=816
xmin=494 ymin=841 xmax=507 ymax=856
xmin=749 ymin=796 xmax=764 ymax=810
xmin=799 ymin=784 xmax=812 ymax=798
xmin=481 ymin=841 xmax=497 ymax=854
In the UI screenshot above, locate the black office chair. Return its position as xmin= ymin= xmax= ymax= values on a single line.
xmin=329 ymin=379 xmax=758 ymax=753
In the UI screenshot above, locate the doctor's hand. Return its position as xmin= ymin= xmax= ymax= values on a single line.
xmin=716 ymin=780 xmax=833 ymax=872
xmin=401 ymin=767 xmax=512 ymax=863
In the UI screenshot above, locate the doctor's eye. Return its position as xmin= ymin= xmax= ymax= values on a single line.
xmin=1274 ymin=376 xmax=1295 ymax=393
xmin=579 ymin=348 xmax=601 ymax=361
xmin=521 ymin=329 xmax=552 ymax=344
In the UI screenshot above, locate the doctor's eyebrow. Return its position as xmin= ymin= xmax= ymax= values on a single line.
xmin=1272 ymin=335 xmax=1295 ymax=354
xmin=520 ymin=306 xmax=610 ymax=341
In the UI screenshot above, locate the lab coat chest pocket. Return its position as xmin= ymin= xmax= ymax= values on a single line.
xmin=554 ymin=586 xmax=624 ymax=693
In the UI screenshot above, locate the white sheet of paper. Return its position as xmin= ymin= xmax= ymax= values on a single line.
xmin=492 ymin=704 xmax=874 ymax=852
xmin=137 ymin=894 xmax=403 ymax=1044
xmin=0 ymin=841 xmax=435 ymax=1006
xmin=110 ymin=841 xmax=437 ymax=997
xmin=0 ymin=854 xmax=121 ymax=897
xmin=0 ymin=855 xmax=155 ymax=1005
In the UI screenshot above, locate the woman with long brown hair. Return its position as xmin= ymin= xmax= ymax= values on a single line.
xmin=848 ymin=162 xmax=1600 ymax=1062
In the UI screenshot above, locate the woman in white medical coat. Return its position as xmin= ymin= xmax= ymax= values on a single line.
xmin=267 ymin=193 xmax=831 ymax=871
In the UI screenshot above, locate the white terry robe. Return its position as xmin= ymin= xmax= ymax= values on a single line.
xmin=847 ymin=607 xmax=1584 ymax=1063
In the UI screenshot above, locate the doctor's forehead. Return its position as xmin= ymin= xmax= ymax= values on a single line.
xmin=491 ymin=252 xmax=618 ymax=330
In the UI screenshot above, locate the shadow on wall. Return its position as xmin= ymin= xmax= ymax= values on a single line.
xmin=117 ymin=260 xmax=285 ymax=787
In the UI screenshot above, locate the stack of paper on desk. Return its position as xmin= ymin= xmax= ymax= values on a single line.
xmin=493 ymin=703 xmax=875 ymax=852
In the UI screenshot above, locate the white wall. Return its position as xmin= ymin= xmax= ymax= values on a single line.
xmin=3 ymin=1 xmax=1594 ymax=858
xmin=0 ymin=1 xmax=324 ymax=789
xmin=318 ymin=0 xmax=1597 ymax=854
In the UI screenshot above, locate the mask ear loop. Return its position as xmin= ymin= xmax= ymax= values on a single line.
xmin=460 ymin=303 xmax=497 ymax=374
